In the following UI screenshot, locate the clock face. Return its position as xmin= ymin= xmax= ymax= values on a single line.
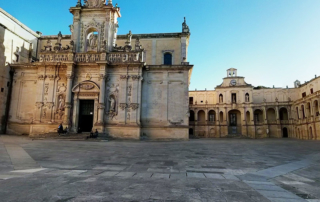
xmin=230 ymin=80 xmax=237 ymax=86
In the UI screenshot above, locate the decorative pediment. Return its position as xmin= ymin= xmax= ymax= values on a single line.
xmin=84 ymin=0 xmax=106 ymax=8
xmin=72 ymin=81 xmax=100 ymax=93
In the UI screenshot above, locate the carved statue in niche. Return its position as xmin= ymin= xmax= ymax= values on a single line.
xmin=58 ymin=95 xmax=65 ymax=110
xmin=245 ymin=94 xmax=249 ymax=102
xmin=87 ymin=32 xmax=98 ymax=51
xmin=13 ymin=47 xmax=19 ymax=63
xmin=109 ymin=96 xmax=115 ymax=111
xmin=219 ymin=95 xmax=223 ymax=103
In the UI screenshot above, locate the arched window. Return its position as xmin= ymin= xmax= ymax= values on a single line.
xmin=164 ymin=53 xmax=172 ymax=65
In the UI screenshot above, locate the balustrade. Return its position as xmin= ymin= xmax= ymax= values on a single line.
xmin=39 ymin=51 xmax=143 ymax=64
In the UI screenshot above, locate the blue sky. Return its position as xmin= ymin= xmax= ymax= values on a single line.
xmin=1 ymin=0 xmax=320 ymax=90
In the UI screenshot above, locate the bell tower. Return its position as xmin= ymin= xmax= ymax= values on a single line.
xmin=69 ymin=0 xmax=121 ymax=53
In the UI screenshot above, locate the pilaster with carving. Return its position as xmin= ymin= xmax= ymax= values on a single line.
xmin=63 ymin=64 xmax=75 ymax=126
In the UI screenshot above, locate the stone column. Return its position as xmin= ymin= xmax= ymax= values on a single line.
xmin=181 ymin=36 xmax=188 ymax=62
xmin=263 ymin=106 xmax=267 ymax=123
xmin=72 ymin=93 xmax=79 ymax=132
xmin=35 ymin=74 xmax=46 ymax=123
xmin=195 ymin=110 xmax=198 ymax=121
xmin=275 ymin=106 xmax=279 ymax=120
xmin=63 ymin=64 xmax=74 ymax=126
xmin=97 ymin=74 xmax=106 ymax=124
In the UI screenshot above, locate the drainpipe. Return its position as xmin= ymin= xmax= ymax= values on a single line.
xmin=3 ymin=64 xmax=14 ymax=134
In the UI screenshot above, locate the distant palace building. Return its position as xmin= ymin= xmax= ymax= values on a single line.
xmin=189 ymin=69 xmax=320 ymax=140
xmin=0 ymin=1 xmax=319 ymax=140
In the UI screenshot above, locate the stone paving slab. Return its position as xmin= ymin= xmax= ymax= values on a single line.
xmin=152 ymin=173 xmax=170 ymax=179
xmin=204 ymin=173 xmax=225 ymax=179
xmin=0 ymin=137 xmax=320 ymax=201
xmin=115 ymin=172 xmax=136 ymax=178
xmin=132 ymin=172 xmax=152 ymax=178
xmin=97 ymin=171 xmax=119 ymax=177
xmin=187 ymin=172 xmax=206 ymax=178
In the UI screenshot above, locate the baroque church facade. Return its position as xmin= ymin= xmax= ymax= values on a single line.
xmin=1 ymin=1 xmax=319 ymax=140
xmin=2 ymin=0 xmax=193 ymax=139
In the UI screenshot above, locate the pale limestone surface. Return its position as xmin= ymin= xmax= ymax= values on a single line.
xmin=0 ymin=136 xmax=320 ymax=201
xmin=0 ymin=8 xmax=40 ymax=134
xmin=189 ymin=68 xmax=320 ymax=140
xmin=3 ymin=1 xmax=192 ymax=140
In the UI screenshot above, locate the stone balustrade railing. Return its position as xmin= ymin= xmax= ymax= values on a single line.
xmin=39 ymin=51 xmax=144 ymax=64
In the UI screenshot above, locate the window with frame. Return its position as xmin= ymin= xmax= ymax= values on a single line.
xmin=163 ymin=53 xmax=172 ymax=65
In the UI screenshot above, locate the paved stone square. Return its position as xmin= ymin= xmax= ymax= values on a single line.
xmin=0 ymin=135 xmax=320 ymax=202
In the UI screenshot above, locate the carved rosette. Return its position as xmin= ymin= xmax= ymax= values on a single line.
xmin=131 ymin=75 xmax=140 ymax=81
xmin=80 ymin=83 xmax=94 ymax=90
xmin=119 ymin=103 xmax=127 ymax=111
xmin=120 ymin=75 xmax=130 ymax=80
xmin=47 ymin=75 xmax=56 ymax=80
xmin=129 ymin=103 xmax=139 ymax=111
xmin=38 ymin=75 xmax=46 ymax=80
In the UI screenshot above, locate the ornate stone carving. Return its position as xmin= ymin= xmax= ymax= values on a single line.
xmin=128 ymin=85 xmax=132 ymax=96
xmin=57 ymin=83 xmax=66 ymax=92
xmin=119 ymin=103 xmax=127 ymax=111
xmin=35 ymin=102 xmax=44 ymax=109
xmin=120 ymin=75 xmax=130 ymax=80
xmin=44 ymin=83 xmax=49 ymax=95
xmin=131 ymin=75 xmax=140 ymax=81
xmin=169 ymin=120 xmax=183 ymax=125
xmin=58 ymin=95 xmax=65 ymax=111
xmin=45 ymin=102 xmax=54 ymax=109
xmin=129 ymin=103 xmax=139 ymax=111
xmin=85 ymin=73 xmax=92 ymax=80
xmin=80 ymin=83 xmax=95 ymax=90
xmin=47 ymin=75 xmax=56 ymax=80
xmin=98 ymin=104 xmax=105 ymax=109
xmin=109 ymin=96 xmax=116 ymax=111
xmin=83 ymin=0 xmax=106 ymax=8
xmin=127 ymin=112 xmax=130 ymax=120
xmin=38 ymin=75 xmax=46 ymax=80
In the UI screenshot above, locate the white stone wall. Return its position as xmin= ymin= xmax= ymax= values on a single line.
xmin=0 ymin=8 xmax=39 ymax=133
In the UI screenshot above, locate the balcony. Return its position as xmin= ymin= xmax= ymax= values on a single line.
xmin=254 ymin=121 xmax=264 ymax=125
xmin=267 ymin=120 xmax=277 ymax=124
xmin=280 ymin=120 xmax=289 ymax=125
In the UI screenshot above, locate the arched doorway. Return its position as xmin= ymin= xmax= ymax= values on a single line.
xmin=219 ymin=111 xmax=223 ymax=122
xmin=314 ymin=100 xmax=319 ymax=116
xmin=228 ymin=110 xmax=241 ymax=134
xmin=208 ymin=110 xmax=216 ymax=122
xmin=279 ymin=108 xmax=288 ymax=120
xmin=307 ymin=102 xmax=311 ymax=117
xmin=267 ymin=108 xmax=276 ymax=122
xmin=283 ymin=127 xmax=288 ymax=138
xmin=254 ymin=109 xmax=263 ymax=124
xmin=189 ymin=110 xmax=195 ymax=122
xmin=198 ymin=110 xmax=205 ymax=122
xmin=189 ymin=128 xmax=194 ymax=137
xmin=246 ymin=111 xmax=250 ymax=125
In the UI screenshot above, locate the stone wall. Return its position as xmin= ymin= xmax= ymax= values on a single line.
xmin=0 ymin=8 xmax=40 ymax=133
